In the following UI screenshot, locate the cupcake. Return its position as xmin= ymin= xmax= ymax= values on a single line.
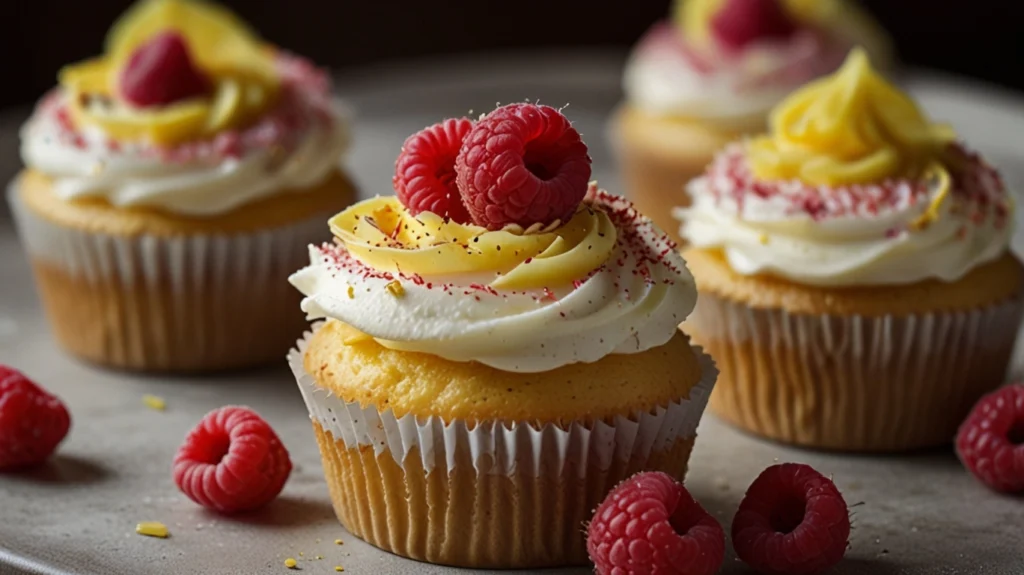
xmin=287 ymin=104 xmax=716 ymax=567
xmin=677 ymin=49 xmax=1023 ymax=452
xmin=9 ymin=0 xmax=355 ymax=371
xmin=611 ymin=0 xmax=891 ymax=243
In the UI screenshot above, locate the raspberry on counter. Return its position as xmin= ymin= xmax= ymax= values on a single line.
xmin=587 ymin=471 xmax=725 ymax=575
xmin=173 ymin=406 xmax=292 ymax=513
xmin=732 ymin=463 xmax=850 ymax=575
xmin=0 ymin=366 xmax=71 ymax=470
xmin=957 ymin=384 xmax=1024 ymax=493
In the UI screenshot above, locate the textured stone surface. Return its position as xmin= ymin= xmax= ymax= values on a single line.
xmin=1 ymin=52 xmax=1024 ymax=574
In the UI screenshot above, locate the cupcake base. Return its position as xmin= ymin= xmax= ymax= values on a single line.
xmin=290 ymin=324 xmax=717 ymax=568
xmin=10 ymin=169 xmax=357 ymax=372
xmin=312 ymin=422 xmax=694 ymax=568
xmin=684 ymin=249 xmax=1024 ymax=451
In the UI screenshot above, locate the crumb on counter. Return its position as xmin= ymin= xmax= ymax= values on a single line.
xmin=135 ymin=522 xmax=169 ymax=538
xmin=142 ymin=395 xmax=166 ymax=411
xmin=284 ymin=557 xmax=298 ymax=569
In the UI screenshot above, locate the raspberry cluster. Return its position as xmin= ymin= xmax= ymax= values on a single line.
xmin=587 ymin=464 xmax=851 ymax=575
xmin=392 ymin=103 xmax=592 ymax=230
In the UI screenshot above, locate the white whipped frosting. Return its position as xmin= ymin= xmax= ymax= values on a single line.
xmin=289 ymin=195 xmax=698 ymax=373
xmin=677 ymin=149 xmax=1013 ymax=287
xmin=19 ymin=93 xmax=349 ymax=217
xmin=623 ymin=25 xmax=847 ymax=129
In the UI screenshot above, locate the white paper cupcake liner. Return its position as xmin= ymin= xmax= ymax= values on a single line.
xmin=688 ymin=291 xmax=1024 ymax=450
xmin=288 ymin=322 xmax=717 ymax=478
xmin=7 ymin=177 xmax=335 ymax=371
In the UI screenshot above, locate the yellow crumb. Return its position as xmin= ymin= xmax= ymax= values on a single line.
xmin=316 ymin=555 xmax=323 ymax=560
xmin=284 ymin=557 xmax=298 ymax=569
xmin=334 ymin=539 xmax=343 ymax=545
xmin=385 ymin=280 xmax=405 ymax=297
xmin=142 ymin=395 xmax=166 ymax=411
xmin=298 ymin=552 xmax=304 ymax=557
xmin=758 ymin=234 xmax=769 ymax=245
xmin=346 ymin=285 xmax=355 ymax=299
xmin=135 ymin=522 xmax=169 ymax=538
xmin=334 ymin=567 xmax=344 ymax=572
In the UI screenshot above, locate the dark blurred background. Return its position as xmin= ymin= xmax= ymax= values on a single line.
xmin=1 ymin=0 xmax=1021 ymax=109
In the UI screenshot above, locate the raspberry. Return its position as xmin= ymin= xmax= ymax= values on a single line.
xmin=587 ymin=471 xmax=725 ymax=575
xmin=119 ymin=31 xmax=212 ymax=108
xmin=710 ymin=0 xmax=798 ymax=51
xmin=455 ymin=103 xmax=591 ymax=230
xmin=0 ymin=366 xmax=71 ymax=470
xmin=393 ymin=118 xmax=474 ymax=222
xmin=956 ymin=384 xmax=1024 ymax=493
xmin=173 ymin=406 xmax=291 ymax=514
xmin=732 ymin=463 xmax=850 ymax=575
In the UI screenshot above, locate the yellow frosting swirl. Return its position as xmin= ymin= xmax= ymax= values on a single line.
xmin=58 ymin=0 xmax=278 ymax=146
xmin=747 ymin=48 xmax=956 ymax=186
xmin=329 ymin=197 xmax=618 ymax=290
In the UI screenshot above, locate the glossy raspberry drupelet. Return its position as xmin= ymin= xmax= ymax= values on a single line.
xmin=711 ymin=0 xmax=798 ymax=51
xmin=732 ymin=463 xmax=850 ymax=575
xmin=0 ymin=366 xmax=71 ymax=470
xmin=120 ymin=31 xmax=212 ymax=107
xmin=956 ymin=384 xmax=1024 ymax=493
xmin=394 ymin=118 xmax=474 ymax=223
xmin=173 ymin=406 xmax=292 ymax=514
xmin=455 ymin=103 xmax=592 ymax=230
xmin=587 ymin=471 xmax=725 ymax=575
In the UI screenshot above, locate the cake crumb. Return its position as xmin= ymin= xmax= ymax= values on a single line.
xmin=334 ymin=539 xmax=343 ymax=545
xmin=284 ymin=557 xmax=298 ymax=569
xmin=347 ymin=286 xmax=355 ymax=299
xmin=142 ymin=395 xmax=166 ymax=411
xmin=135 ymin=522 xmax=169 ymax=538
xmin=334 ymin=567 xmax=344 ymax=572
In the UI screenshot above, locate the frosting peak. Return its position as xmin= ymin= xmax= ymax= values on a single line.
xmin=748 ymin=49 xmax=956 ymax=186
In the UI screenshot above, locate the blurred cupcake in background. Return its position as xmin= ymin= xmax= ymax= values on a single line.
xmin=677 ymin=49 xmax=1022 ymax=452
xmin=9 ymin=0 xmax=356 ymax=372
xmin=611 ymin=0 xmax=892 ymax=242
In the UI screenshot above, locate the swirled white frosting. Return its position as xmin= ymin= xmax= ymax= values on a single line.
xmin=289 ymin=192 xmax=698 ymax=373
xmin=623 ymin=24 xmax=849 ymax=129
xmin=19 ymin=60 xmax=349 ymax=217
xmin=677 ymin=146 xmax=1014 ymax=287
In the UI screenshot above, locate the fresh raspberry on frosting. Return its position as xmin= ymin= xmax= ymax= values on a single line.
xmin=119 ymin=31 xmax=212 ymax=107
xmin=173 ymin=406 xmax=291 ymax=513
xmin=956 ymin=384 xmax=1024 ymax=493
xmin=0 ymin=366 xmax=71 ymax=470
xmin=587 ymin=471 xmax=725 ymax=575
xmin=394 ymin=117 xmax=474 ymax=222
xmin=733 ymin=463 xmax=850 ymax=575
xmin=710 ymin=0 xmax=798 ymax=51
xmin=455 ymin=103 xmax=591 ymax=230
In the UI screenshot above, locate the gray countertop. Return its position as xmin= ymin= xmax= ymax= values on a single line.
xmin=1 ymin=51 xmax=1023 ymax=575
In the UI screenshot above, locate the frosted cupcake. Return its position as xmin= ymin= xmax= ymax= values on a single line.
xmin=677 ymin=49 xmax=1023 ymax=451
xmin=612 ymin=0 xmax=891 ymax=243
xmin=288 ymin=104 xmax=716 ymax=567
xmin=9 ymin=0 xmax=355 ymax=371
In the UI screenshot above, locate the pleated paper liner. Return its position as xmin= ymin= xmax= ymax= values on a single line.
xmin=289 ymin=324 xmax=718 ymax=568
xmin=7 ymin=179 xmax=335 ymax=372
xmin=687 ymin=290 xmax=1024 ymax=451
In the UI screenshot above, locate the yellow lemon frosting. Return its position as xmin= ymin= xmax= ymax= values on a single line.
xmin=58 ymin=0 xmax=279 ymax=146
xmin=748 ymin=49 xmax=956 ymax=186
xmin=329 ymin=196 xmax=618 ymax=290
